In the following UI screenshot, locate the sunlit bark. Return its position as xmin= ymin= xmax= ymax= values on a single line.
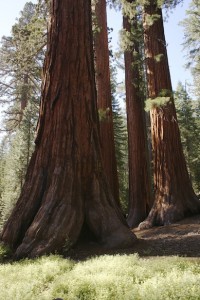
xmin=139 ymin=0 xmax=200 ymax=228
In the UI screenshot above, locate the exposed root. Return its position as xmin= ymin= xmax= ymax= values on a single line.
xmin=138 ymin=220 xmax=153 ymax=230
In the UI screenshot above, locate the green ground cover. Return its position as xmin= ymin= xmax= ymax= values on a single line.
xmin=0 ymin=245 xmax=199 ymax=300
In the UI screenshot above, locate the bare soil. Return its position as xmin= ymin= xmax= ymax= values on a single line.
xmin=67 ymin=214 xmax=200 ymax=260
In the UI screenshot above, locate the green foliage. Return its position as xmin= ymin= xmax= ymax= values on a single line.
xmin=120 ymin=28 xmax=134 ymax=52
xmin=144 ymin=13 xmax=161 ymax=27
xmin=91 ymin=0 xmax=100 ymax=36
xmin=0 ymin=2 xmax=46 ymax=228
xmin=181 ymin=0 xmax=200 ymax=99
xmin=0 ymin=253 xmax=199 ymax=299
xmin=0 ymin=141 xmax=6 ymax=214
xmin=110 ymin=64 xmax=129 ymax=212
xmin=145 ymin=96 xmax=170 ymax=111
xmin=0 ymin=99 xmax=38 ymax=229
xmin=98 ymin=107 xmax=111 ymax=122
xmin=113 ymin=98 xmax=129 ymax=212
xmin=154 ymin=53 xmax=164 ymax=62
xmin=0 ymin=254 xmax=74 ymax=299
xmin=145 ymin=89 xmax=172 ymax=111
xmin=0 ymin=1 xmax=46 ymax=130
xmin=175 ymin=82 xmax=200 ymax=194
xmin=119 ymin=1 xmax=143 ymax=54
xmin=121 ymin=0 xmax=138 ymax=20
xmin=0 ymin=243 xmax=12 ymax=262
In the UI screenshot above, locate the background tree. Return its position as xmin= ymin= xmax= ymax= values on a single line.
xmin=181 ymin=0 xmax=200 ymax=99
xmin=175 ymin=82 xmax=200 ymax=195
xmin=121 ymin=0 xmax=152 ymax=228
xmin=1 ymin=0 xmax=136 ymax=259
xmin=0 ymin=139 xmax=6 ymax=227
xmin=139 ymin=0 xmax=200 ymax=228
xmin=111 ymin=64 xmax=129 ymax=212
xmin=0 ymin=2 xmax=47 ymax=227
xmin=180 ymin=0 xmax=200 ymax=196
xmin=0 ymin=2 xmax=46 ymax=130
xmin=0 ymin=101 xmax=38 ymax=229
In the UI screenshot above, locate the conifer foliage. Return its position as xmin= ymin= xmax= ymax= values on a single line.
xmin=0 ymin=2 xmax=46 ymax=230
xmin=181 ymin=0 xmax=200 ymax=99
xmin=111 ymin=65 xmax=129 ymax=212
xmin=175 ymin=82 xmax=200 ymax=195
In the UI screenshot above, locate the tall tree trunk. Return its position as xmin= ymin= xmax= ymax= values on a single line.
xmin=94 ymin=0 xmax=120 ymax=204
xmin=19 ymin=74 xmax=29 ymax=123
xmin=139 ymin=0 xmax=200 ymax=228
xmin=123 ymin=2 xmax=152 ymax=228
xmin=1 ymin=0 xmax=136 ymax=258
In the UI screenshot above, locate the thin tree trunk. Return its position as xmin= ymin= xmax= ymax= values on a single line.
xmin=94 ymin=0 xmax=120 ymax=204
xmin=19 ymin=74 xmax=29 ymax=123
xmin=139 ymin=0 xmax=200 ymax=228
xmin=123 ymin=3 xmax=152 ymax=228
xmin=1 ymin=0 xmax=136 ymax=258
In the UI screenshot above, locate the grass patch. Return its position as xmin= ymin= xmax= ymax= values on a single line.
xmin=0 ymin=244 xmax=200 ymax=299
xmin=0 ymin=243 xmax=12 ymax=262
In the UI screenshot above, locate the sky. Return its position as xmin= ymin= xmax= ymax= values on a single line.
xmin=0 ymin=0 xmax=192 ymax=92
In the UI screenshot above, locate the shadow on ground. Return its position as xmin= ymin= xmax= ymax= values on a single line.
xmin=67 ymin=214 xmax=200 ymax=260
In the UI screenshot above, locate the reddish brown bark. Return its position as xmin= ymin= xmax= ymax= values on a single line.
xmin=94 ymin=0 xmax=119 ymax=204
xmin=123 ymin=8 xmax=152 ymax=228
xmin=139 ymin=0 xmax=200 ymax=228
xmin=0 ymin=0 xmax=136 ymax=258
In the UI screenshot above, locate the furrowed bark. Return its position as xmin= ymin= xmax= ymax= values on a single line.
xmin=94 ymin=0 xmax=120 ymax=205
xmin=123 ymin=1 xmax=152 ymax=228
xmin=1 ymin=0 xmax=136 ymax=258
xmin=139 ymin=0 xmax=200 ymax=229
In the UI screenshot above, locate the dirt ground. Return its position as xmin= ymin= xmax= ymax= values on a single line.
xmin=67 ymin=214 xmax=200 ymax=260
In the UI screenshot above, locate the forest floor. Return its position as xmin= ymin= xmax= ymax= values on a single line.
xmin=67 ymin=214 xmax=200 ymax=261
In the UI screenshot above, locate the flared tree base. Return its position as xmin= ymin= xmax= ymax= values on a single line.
xmin=1 ymin=173 xmax=137 ymax=260
xmin=138 ymin=192 xmax=200 ymax=230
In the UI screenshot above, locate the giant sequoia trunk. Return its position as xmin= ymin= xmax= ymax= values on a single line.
xmin=1 ymin=0 xmax=136 ymax=258
xmin=123 ymin=6 xmax=152 ymax=228
xmin=139 ymin=0 xmax=200 ymax=228
xmin=94 ymin=0 xmax=120 ymax=204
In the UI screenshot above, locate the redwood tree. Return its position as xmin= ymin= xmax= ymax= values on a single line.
xmin=1 ymin=0 xmax=136 ymax=258
xmin=94 ymin=0 xmax=119 ymax=204
xmin=139 ymin=0 xmax=200 ymax=228
xmin=122 ymin=0 xmax=152 ymax=228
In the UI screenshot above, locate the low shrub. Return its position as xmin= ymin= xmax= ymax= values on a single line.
xmin=0 ymin=248 xmax=199 ymax=300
